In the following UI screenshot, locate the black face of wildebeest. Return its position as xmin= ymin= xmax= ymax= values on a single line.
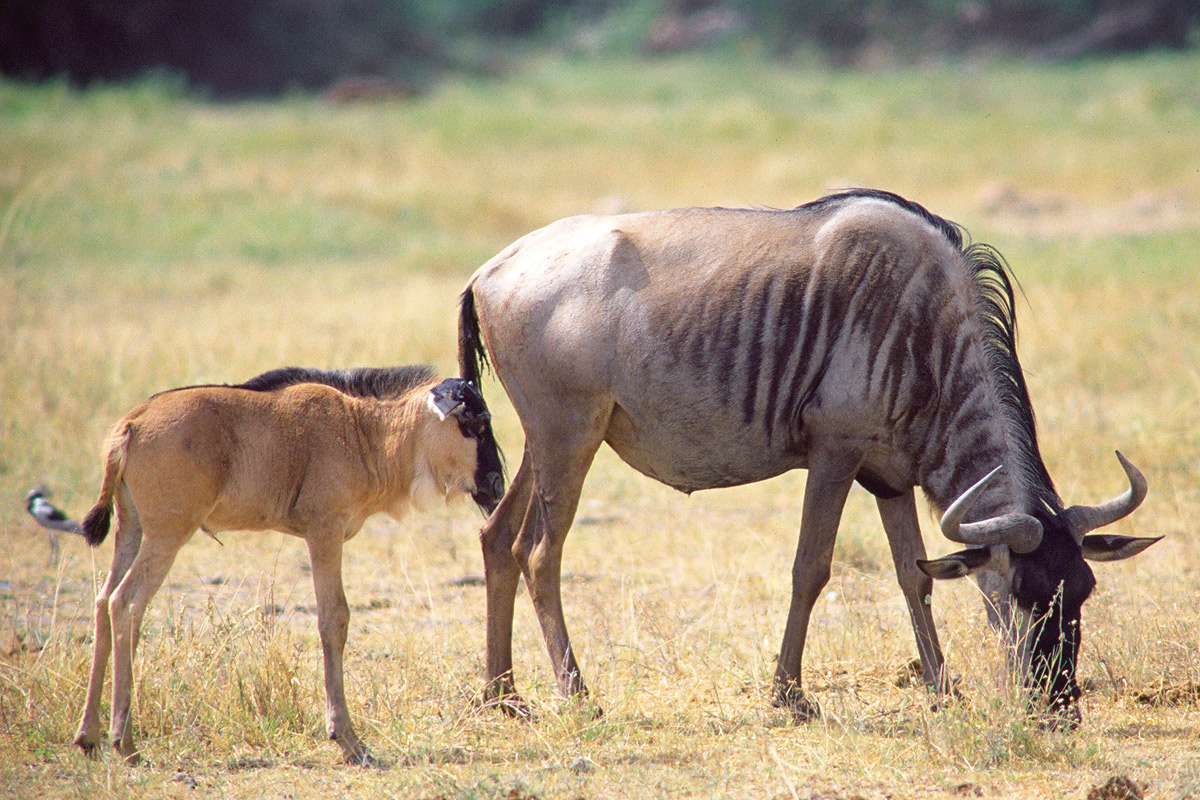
xmin=430 ymin=378 xmax=505 ymax=514
xmin=1010 ymin=521 xmax=1097 ymax=722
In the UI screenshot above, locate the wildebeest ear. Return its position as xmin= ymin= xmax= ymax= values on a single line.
xmin=1080 ymin=534 xmax=1162 ymax=562
xmin=427 ymin=380 xmax=465 ymax=421
xmin=917 ymin=547 xmax=994 ymax=580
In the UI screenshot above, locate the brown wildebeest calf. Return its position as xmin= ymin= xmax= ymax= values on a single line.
xmin=73 ymin=366 xmax=504 ymax=765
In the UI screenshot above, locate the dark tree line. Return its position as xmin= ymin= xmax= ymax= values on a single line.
xmin=0 ymin=0 xmax=440 ymax=98
xmin=1 ymin=0 xmax=1195 ymax=98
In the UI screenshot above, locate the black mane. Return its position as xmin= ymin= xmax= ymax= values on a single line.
xmin=965 ymin=244 xmax=1063 ymax=516
xmin=797 ymin=188 xmax=966 ymax=250
xmin=235 ymin=365 xmax=436 ymax=399
xmin=808 ymin=189 xmax=1060 ymax=516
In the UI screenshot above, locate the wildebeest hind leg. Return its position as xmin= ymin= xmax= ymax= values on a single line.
xmin=480 ymin=452 xmax=534 ymax=716
xmin=514 ymin=403 xmax=611 ymax=715
xmin=774 ymin=449 xmax=860 ymax=722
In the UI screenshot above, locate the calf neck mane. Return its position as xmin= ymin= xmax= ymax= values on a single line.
xmin=234 ymin=365 xmax=436 ymax=399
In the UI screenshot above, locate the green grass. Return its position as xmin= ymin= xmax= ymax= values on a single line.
xmin=2 ymin=49 xmax=1199 ymax=799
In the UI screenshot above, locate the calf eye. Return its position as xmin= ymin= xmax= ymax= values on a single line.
xmin=458 ymin=421 xmax=485 ymax=439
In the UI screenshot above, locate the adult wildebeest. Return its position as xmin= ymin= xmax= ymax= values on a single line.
xmin=458 ymin=188 xmax=1157 ymax=725
xmin=73 ymin=366 xmax=504 ymax=765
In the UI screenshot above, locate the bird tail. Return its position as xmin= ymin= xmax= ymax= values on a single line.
xmin=81 ymin=420 xmax=132 ymax=547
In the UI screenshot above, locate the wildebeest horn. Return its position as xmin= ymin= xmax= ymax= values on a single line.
xmin=1061 ymin=451 xmax=1147 ymax=544
xmin=940 ymin=465 xmax=1044 ymax=554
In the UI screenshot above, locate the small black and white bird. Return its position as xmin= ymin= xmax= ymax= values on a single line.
xmin=25 ymin=485 xmax=84 ymax=561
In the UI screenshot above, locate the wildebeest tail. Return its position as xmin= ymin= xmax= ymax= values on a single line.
xmin=81 ymin=420 xmax=132 ymax=547
xmin=458 ymin=283 xmax=491 ymax=389
xmin=458 ymin=282 xmax=508 ymax=512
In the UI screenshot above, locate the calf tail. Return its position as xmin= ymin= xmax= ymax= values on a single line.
xmin=81 ymin=420 xmax=132 ymax=547
xmin=458 ymin=283 xmax=491 ymax=389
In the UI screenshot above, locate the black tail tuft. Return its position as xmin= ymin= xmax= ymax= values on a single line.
xmin=81 ymin=504 xmax=111 ymax=547
xmin=458 ymin=283 xmax=508 ymax=501
xmin=458 ymin=285 xmax=491 ymax=388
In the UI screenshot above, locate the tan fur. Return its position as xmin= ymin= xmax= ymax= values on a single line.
xmin=74 ymin=377 xmax=481 ymax=765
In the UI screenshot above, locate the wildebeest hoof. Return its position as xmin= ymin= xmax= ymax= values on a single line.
xmin=773 ymin=685 xmax=821 ymax=723
xmin=569 ymin=695 xmax=604 ymax=721
xmin=928 ymin=686 xmax=966 ymax=713
xmin=1038 ymin=703 xmax=1082 ymax=732
xmin=787 ymin=697 xmax=821 ymax=724
xmin=479 ymin=686 xmax=533 ymax=719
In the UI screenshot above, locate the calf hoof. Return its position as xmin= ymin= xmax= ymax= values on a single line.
xmin=113 ymin=741 xmax=142 ymax=766
xmin=341 ymin=747 xmax=379 ymax=768
xmin=773 ymin=684 xmax=821 ymax=723
xmin=330 ymin=729 xmax=375 ymax=767
xmin=73 ymin=731 xmax=101 ymax=758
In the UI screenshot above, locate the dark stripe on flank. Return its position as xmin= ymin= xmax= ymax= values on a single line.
xmin=764 ymin=272 xmax=808 ymax=441
xmin=741 ymin=274 xmax=776 ymax=425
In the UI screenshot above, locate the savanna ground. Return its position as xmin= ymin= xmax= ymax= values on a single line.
xmin=1 ymin=49 xmax=1199 ymax=799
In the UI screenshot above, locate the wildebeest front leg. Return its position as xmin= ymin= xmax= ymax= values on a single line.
xmin=479 ymin=452 xmax=534 ymax=715
xmin=877 ymin=490 xmax=954 ymax=700
xmin=773 ymin=451 xmax=859 ymax=722
xmin=307 ymin=534 xmax=371 ymax=766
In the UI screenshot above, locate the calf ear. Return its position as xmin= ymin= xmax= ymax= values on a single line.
xmin=917 ymin=547 xmax=994 ymax=580
xmin=1080 ymin=534 xmax=1162 ymax=562
xmin=428 ymin=380 xmax=465 ymax=421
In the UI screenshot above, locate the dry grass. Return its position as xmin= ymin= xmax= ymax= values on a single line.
xmin=1 ymin=51 xmax=1199 ymax=799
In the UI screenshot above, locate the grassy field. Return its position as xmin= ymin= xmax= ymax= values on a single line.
xmin=1 ymin=49 xmax=1199 ymax=799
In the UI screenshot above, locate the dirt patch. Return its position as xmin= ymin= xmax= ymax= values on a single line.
xmin=1086 ymin=775 xmax=1146 ymax=800
xmin=1130 ymin=680 xmax=1200 ymax=707
xmin=974 ymin=182 xmax=1198 ymax=238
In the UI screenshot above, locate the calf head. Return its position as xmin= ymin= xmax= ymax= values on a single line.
xmin=428 ymin=378 xmax=505 ymax=513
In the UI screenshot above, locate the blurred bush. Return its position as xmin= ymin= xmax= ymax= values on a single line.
xmin=0 ymin=0 xmax=444 ymax=98
xmin=0 ymin=0 xmax=1195 ymax=97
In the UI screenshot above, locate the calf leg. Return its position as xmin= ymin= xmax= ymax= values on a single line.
xmin=877 ymin=490 xmax=953 ymax=698
xmin=75 ymin=488 xmax=142 ymax=755
xmin=480 ymin=452 xmax=534 ymax=714
xmin=106 ymin=519 xmax=190 ymax=763
xmin=773 ymin=450 xmax=859 ymax=722
xmin=306 ymin=534 xmax=371 ymax=765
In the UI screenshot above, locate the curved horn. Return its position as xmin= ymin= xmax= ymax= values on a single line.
xmin=1062 ymin=451 xmax=1147 ymax=544
xmin=940 ymin=465 xmax=1044 ymax=554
